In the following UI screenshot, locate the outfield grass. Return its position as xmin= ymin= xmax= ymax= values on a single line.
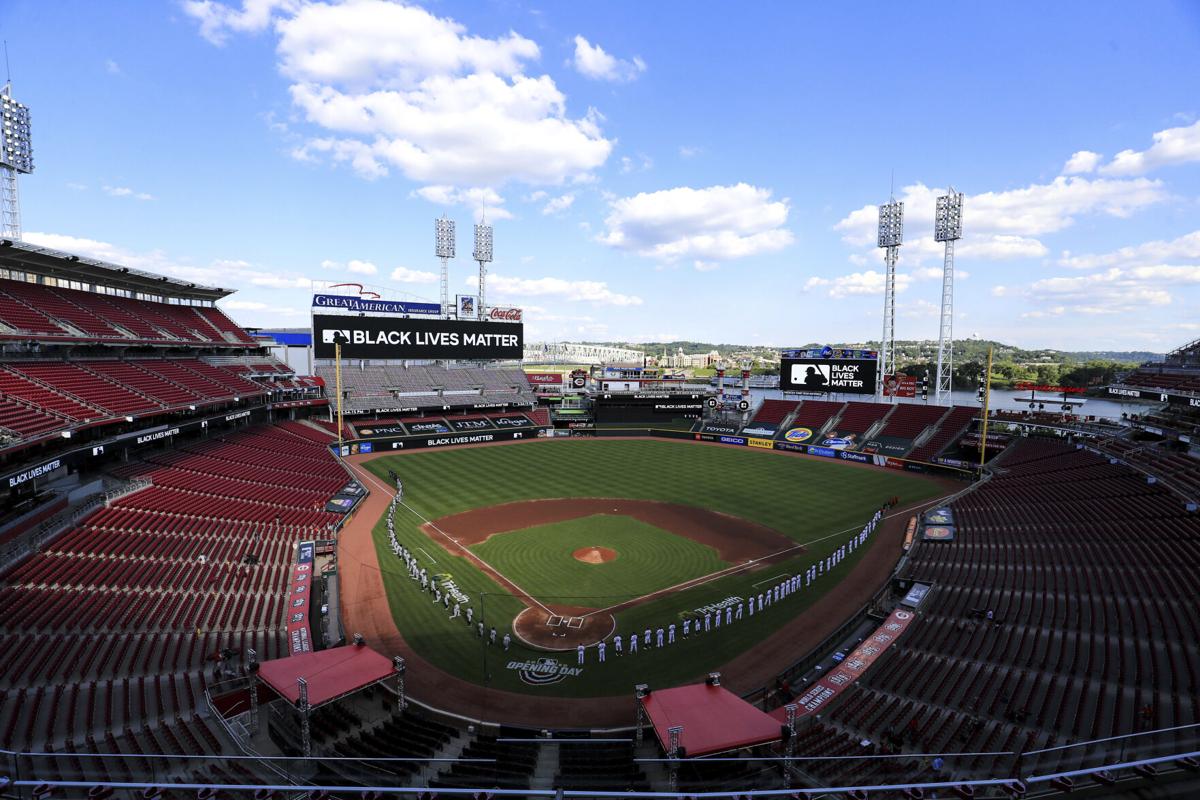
xmin=470 ymin=514 xmax=728 ymax=601
xmin=364 ymin=439 xmax=946 ymax=697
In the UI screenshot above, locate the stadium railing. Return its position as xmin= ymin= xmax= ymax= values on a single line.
xmin=1 ymin=721 xmax=1197 ymax=797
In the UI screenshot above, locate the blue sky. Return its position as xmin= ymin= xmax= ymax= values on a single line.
xmin=4 ymin=0 xmax=1200 ymax=351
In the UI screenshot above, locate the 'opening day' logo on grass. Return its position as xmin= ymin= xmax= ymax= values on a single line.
xmin=507 ymin=656 xmax=582 ymax=685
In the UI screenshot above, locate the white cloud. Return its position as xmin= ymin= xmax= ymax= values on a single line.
xmin=571 ymin=35 xmax=645 ymax=82
xmin=1024 ymin=264 xmax=1200 ymax=315
xmin=105 ymin=59 xmax=122 ymax=75
xmin=541 ymin=193 xmax=575 ymax=215
xmin=1059 ymin=230 xmax=1200 ymax=270
xmin=103 ymin=185 xmax=155 ymax=201
xmin=183 ymin=0 xmax=299 ymax=45
xmin=679 ymin=145 xmax=702 ymax=159
xmin=66 ymin=182 xmax=87 ymax=191
xmin=693 ymin=260 xmax=718 ymax=272
xmin=321 ymin=258 xmax=378 ymax=275
xmin=1101 ymin=119 xmax=1200 ymax=176
xmin=23 ymin=231 xmax=313 ymax=291
xmin=192 ymin=1 xmax=613 ymax=189
xmin=821 ymin=270 xmax=913 ymax=299
xmin=1062 ymin=150 xmax=1101 ymax=175
xmin=901 ymin=299 xmax=940 ymax=319
xmin=599 ymin=183 xmax=793 ymax=264
xmin=834 ymin=177 xmax=1166 ymax=258
xmin=412 ymin=186 xmax=512 ymax=220
xmin=485 ymin=274 xmax=642 ymax=306
xmin=391 ymin=266 xmax=439 ymax=284
xmin=619 ymin=154 xmax=653 ymax=174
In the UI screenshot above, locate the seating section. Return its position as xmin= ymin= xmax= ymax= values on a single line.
xmin=0 ymin=278 xmax=253 ymax=347
xmin=874 ymin=403 xmax=948 ymax=440
xmin=317 ymin=364 xmax=535 ymax=413
xmin=908 ymin=405 xmax=977 ymax=463
xmin=830 ymin=401 xmax=890 ymax=434
xmin=816 ymin=438 xmax=1200 ymax=777
xmin=0 ymin=359 xmax=280 ymax=446
xmin=527 ymin=407 xmax=551 ymax=427
xmin=786 ymin=399 xmax=845 ymax=431
xmin=0 ymin=424 xmax=345 ymax=753
xmin=749 ymin=398 xmax=800 ymax=425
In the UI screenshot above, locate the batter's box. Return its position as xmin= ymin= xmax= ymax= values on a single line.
xmin=565 ymin=617 xmax=584 ymax=629
xmin=545 ymin=615 xmax=565 ymax=627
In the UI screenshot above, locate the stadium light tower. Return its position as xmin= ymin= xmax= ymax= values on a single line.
xmin=0 ymin=82 xmax=34 ymax=240
xmin=473 ymin=220 xmax=493 ymax=320
xmin=435 ymin=216 xmax=455 ymax=317
xmin=876 ymin=198 xmax=904 ymax=400
xmin=933 ymin=188 xmax=964 ymax=406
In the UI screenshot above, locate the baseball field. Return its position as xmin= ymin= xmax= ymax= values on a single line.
xmin=361 ymin=438 xmax=947 ymax=698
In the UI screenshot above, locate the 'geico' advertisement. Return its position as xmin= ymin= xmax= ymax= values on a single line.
xmin=780 ymin=358 xmax=877 ymax=395
xmin=313 ymin=314 xmax=523 ymax=360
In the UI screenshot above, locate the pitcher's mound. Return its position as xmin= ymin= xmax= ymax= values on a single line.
xmin=573 ymin=546 xmax=617 ymax=564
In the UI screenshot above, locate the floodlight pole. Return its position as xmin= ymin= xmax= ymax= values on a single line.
xmin=876 ymin=199 xmax=904 ymax=400
xmin=634 ymin=684 xmax=649 ymax=745
xmin=435 ymin=216 xmax=456 ymax=317
xmin=934 ymin=189 xmax=964 ymax=406
xmin=474 ymin=221 xmax=493 ymax=320
xmin=335 ymin=340 xmax=344 ymax=451
xmin=0 ymin=81 xmax=34 ymax=240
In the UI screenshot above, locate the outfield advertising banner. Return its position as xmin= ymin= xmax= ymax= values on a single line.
xmin=312 ymin=293 xmax=441 ymax=316
xmin=741 ymin=422 xmax=779 ymax=438
xmin=780 ymin=426 xmax=815 ymax=444
xmin=701 ymin=423 xmax=741 ymax=435
xmin=406 ymin=420 xmax=452 ymax=435
xmin=861 ymin=435 xmax=913 ymax=457
xmin=313 ymin=313 xmax=523 ymax=360
xmin=491 ymin=415 xmax=534 ymax=428
xmin=923 ymin=524 xmax=956 ymax=541
xmin=781 ymin=357 xmax=877 ymax=395
xmin=747 ymin=437 xmax=774 ymax=449
xmin=449 ymin=418 xmax=493 ymax=432
xmin=287 ymin=542 xmax=315 ymax=655
xmin=353 ymin=424 xmax=408 ymax=437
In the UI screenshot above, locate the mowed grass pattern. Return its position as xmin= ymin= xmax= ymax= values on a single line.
xmin=470 ymin=514 xmax=728 ymax=601
xmin=364 ymin=439 xmax=948 ymax=697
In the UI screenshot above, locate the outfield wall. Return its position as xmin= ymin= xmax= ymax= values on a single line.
xmin=334 ymin=424 xmax=976 ymax=478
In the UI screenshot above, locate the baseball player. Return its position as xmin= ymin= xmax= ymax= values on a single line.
xmin=421 ymin=574 xmax=429 ymax=590
xmin=614 ymin=634 xmax=623 ymax=656
xmin=466 ymin=607 xmax=474 ymax=625
xmin=478 ymin=621 xmax=485 ymax=638
xmin=451 ymin=603 xmax=461 ymax=619
xmin=502 ymin=633 xmax=511 ymax=651
xmin=703 ymin=612 xmax=712 ymax=632
xmin=757 ymin=592 xmax=765 ymax=610
xmin=725 ymin=605 xmax=733 ymax=625
xmin=683 ymin=618 xmax=691 ymax=638
xmin=577 ymin=644 xmax=585 ymax=665
xmin=489 ymin=627 xmax=497 ymax=646
xmin=668 ymin=623 xmax=676 ymax=644
xmin=443 ymin=594 xmax=450 ymax=610
xmin=598 ymin=641 xmax=607 ymax=663
xmin=643 ymin=628 xmax=651 ymax=648
xmin=736 ymin=602 xmax=744 ymax=620
xmin=748 ymin=598 xmax=755 ymax=617
xmin=713 ymin=610 xmax=721 ymax=630
xmin=433 ymin=589 xmax=441 ymax=605
xmin=629 ymin=634 xmax=639 ymax=654
xmin=656 ymin=627 xmax=664 ymax=647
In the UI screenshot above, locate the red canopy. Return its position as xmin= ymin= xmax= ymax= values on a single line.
xmin=258 ymin=645 xmax=395 ymax=709
xmin=640 ymin=683 xmax=783 ymax=757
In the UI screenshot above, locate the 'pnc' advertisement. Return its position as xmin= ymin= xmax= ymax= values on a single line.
xmin=313 ymin=314 xmax=523 ymax=360
xmin=780 ymin=358 xmax=877 ymax=395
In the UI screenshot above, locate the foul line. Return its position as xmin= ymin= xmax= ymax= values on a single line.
xmin=344 ymin=459 xmax=554 ymax=616
xmin=415 ymin=547 xmax=438 ymax=565
xmin=752 ymin=573 xmax=791 ymax=589
xmin=577 ymin=499 xmax=934 ymax=620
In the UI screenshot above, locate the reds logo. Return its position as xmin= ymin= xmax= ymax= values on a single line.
xmin=488 ymin=307 xmax=522 ymax=321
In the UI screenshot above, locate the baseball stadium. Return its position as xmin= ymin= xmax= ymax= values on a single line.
xmin=2 ymin=2 xmax=1200 ymax=798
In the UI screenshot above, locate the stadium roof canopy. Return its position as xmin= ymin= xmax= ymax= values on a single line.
xmin=640 ymin=683 xmax=783 ymax=757
xmin=257 ymin=644 xmax=396 ymax=709
xmin=0 ymin=239 xmax=230 ymax=302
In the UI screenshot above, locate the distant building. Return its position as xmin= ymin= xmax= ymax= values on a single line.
xmin=524 ymin=342 xmax=645 ymax=365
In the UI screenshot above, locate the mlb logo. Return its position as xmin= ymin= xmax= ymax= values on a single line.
xmin=792 ymin=363 xmax=831 ymax=388
xmin=322 ymin=329 xmax=351 ymax=344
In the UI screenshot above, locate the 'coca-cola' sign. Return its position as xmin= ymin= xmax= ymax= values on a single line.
xmin=488 ymin=307 xmax=523 ymax=322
